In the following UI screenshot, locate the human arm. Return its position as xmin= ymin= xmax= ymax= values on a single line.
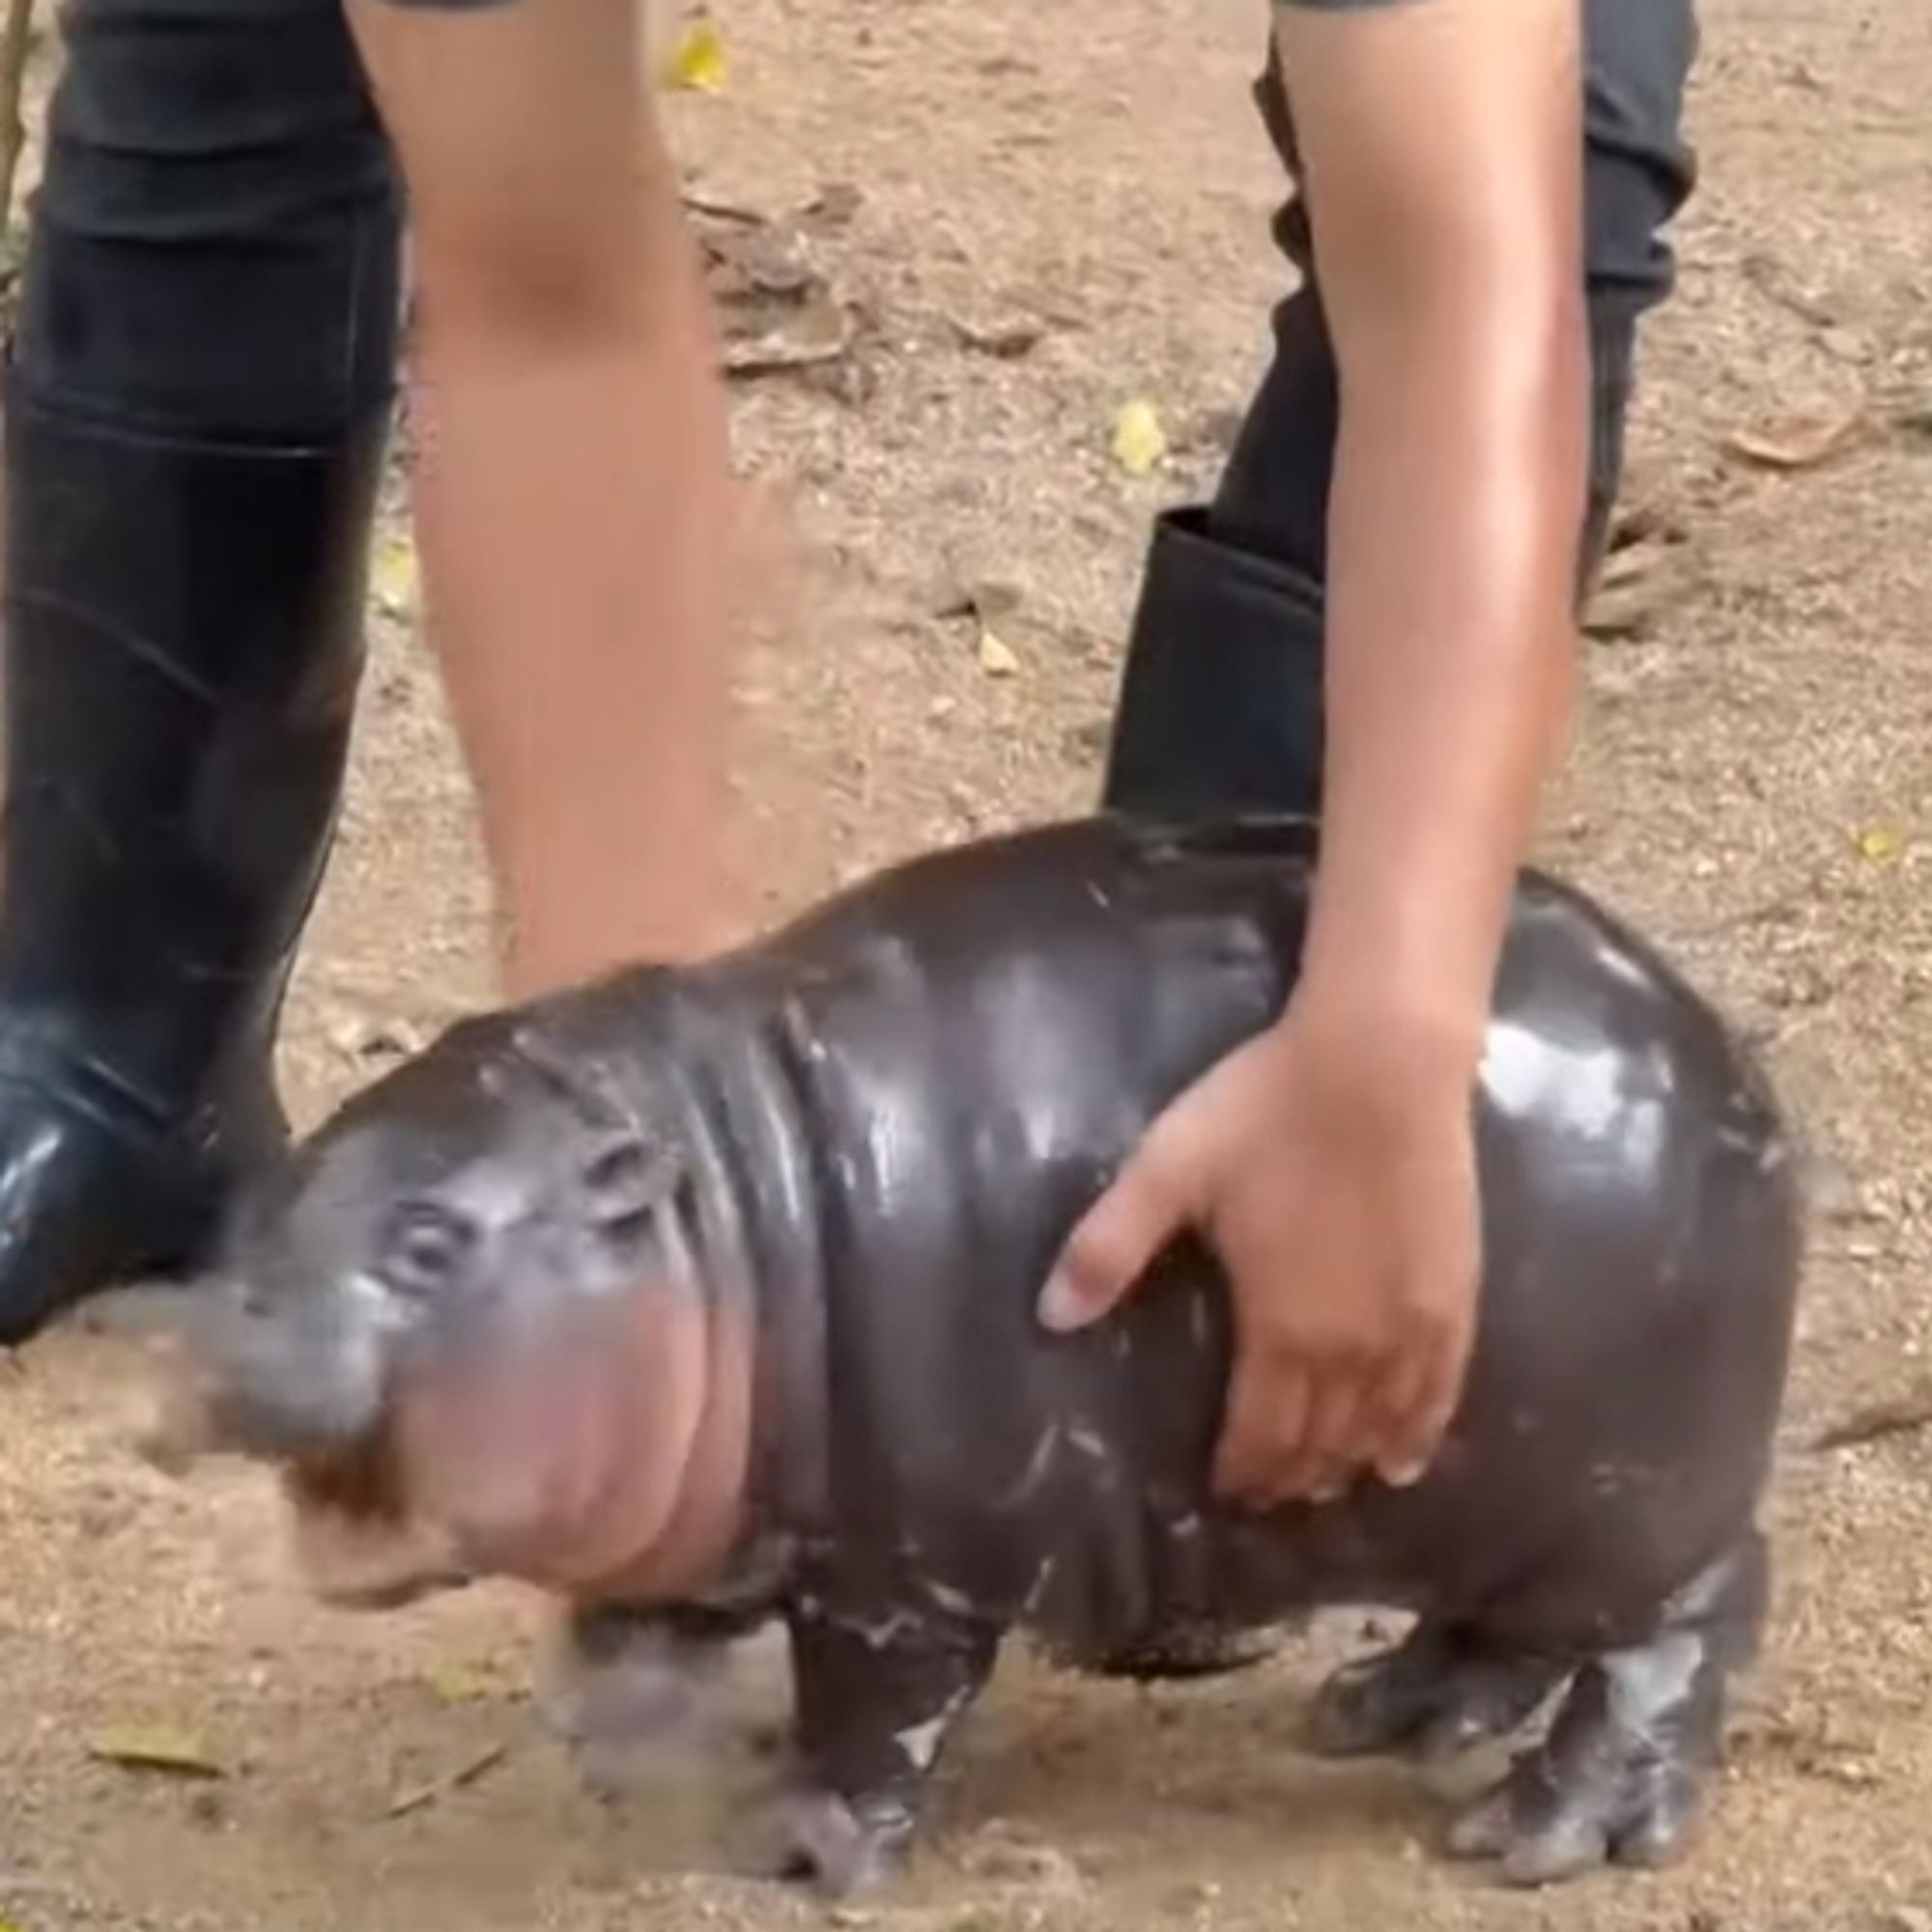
xmin=1042 ymin=0 xmax=1588 ymax=1504
xmin=345 ymin=0 xmax=745 ymax=997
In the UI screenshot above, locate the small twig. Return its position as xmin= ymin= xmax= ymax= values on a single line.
xmin=1812 ymin=1388 xmax=1932 ymax=1453
xmin=679 ymin=188 xmax=767 ymax=227
xmin=384 ymin=1740 xmax=511 ymax=1821
xmin=0 ymin=0 xmax=35 ymax=232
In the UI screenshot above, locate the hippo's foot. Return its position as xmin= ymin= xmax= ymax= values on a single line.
xmin=742 ymin=1786 xmax=917 ymax=1898
xmin=1304 ymin=1622 xmax=1569 ymax=1763
xmin=541 ymin=1601 xmax=758 ymax=1797
xmin=759 ymin=1592 xmax=1002 ymax=1897
xmin=1447 ymin=1534 xmax=1770 ymax=1888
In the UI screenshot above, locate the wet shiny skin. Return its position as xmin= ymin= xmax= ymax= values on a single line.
xmin=186 ymin=814 xmax=1804 ymax=1897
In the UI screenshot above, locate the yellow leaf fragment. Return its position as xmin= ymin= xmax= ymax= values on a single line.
xmin=1856 ymin=825 xmax=1906 ymax=866
xmin=425 ymin=1659 xmax=514 ymax=1706
xmin=977 ymin=627 xmax=1020 ymax=677
xmin=89 ymin=1723 xmax=226 ymax=1778
xmin=373 ymin=535 xmax=418 ymax=618
xmin=1111 ymin=400 xmax=1168 ymax=477
xmin=666 ymin=17 xmax=728 ymax=94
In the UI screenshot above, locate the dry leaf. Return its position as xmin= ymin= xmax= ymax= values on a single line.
xmin=1111 ymin=400 xmax=1168 ymax=476
xmin=425 ymin=1659 xmax=514 ymax=1706
xmin=665 ymin=18 xmax=727 ymax=94
xmin=89 ymin=1723 xmax=225 ymax=1778
xmin=1582 ymin=537 xmax=1690 ymax=640
xmin=805 ymin=181 xmax=865 ymax=229
xmin=1813 ymin=1387 xmax=1932 ymax=1452
xmin=372 ymin=536 xmax=417 ymax=618
xmin=723 ymin=290 xmax=853 ymax=377
xmin=938 ymin=580 xmax=1023 ymax=626
xmin=977 ymin=628 xmax=1020 ymax=678
xmin=1722 ymin=409 xmax=1865 ymax=471
xmin=951 ymin=312 xmax=1044 ymax=359
xmin=1856 ymin=825 xmax=1907 ymax=865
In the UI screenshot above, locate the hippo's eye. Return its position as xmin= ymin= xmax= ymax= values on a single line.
xmin=375 ymin=1202 xmax=476 ymax=1301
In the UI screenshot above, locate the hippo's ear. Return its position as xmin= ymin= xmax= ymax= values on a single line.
xmin=581 ymin=1130 xmax=686 ymax=1236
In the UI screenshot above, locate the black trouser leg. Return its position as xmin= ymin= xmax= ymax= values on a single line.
xmin=1101 ymin=0 xmax=1701 ymax=823
xmin=0 ymin=0 xmax=403 ymax=1342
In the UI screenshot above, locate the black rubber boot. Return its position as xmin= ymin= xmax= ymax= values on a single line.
xmin=1101 ymin=506 xmax=1328 ymax=823
xmin=0 ymin=388 xmax=386 ymax=1345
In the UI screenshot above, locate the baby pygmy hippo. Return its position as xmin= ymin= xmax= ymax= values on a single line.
xmin=163 ymin=815 xmax=1804 ymax=1896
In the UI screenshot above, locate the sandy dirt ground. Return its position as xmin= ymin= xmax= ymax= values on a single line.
xmin=5 ymin=0 xmax=1932 ymax=1926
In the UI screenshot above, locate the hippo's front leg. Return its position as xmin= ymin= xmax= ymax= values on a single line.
xmin=752 ymin=1596 xmax=1002 ymax=1897
xmin=542 ymin=1601 xmax=767 ymax=1795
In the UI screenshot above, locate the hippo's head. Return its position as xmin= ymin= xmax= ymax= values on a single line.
xmin=163 ymin=997 xmax=753 ymax=1609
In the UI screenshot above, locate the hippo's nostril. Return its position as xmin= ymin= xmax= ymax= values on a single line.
xmin=376 ymin=1200 xmax=476 ymax=1301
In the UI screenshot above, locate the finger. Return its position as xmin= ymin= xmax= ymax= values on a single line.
xmin=1363 ymin=1347 xmax=1437 ymax=1485
xmin=1039 ymin=1134 xmax=1200 ymax=1335
xmin=1372 ymin=1334 xmax=1467 ymax=1486
xmin=1213 ymin=1357 xmax=1312 ymax=1505
xmin=1278 ymin=1372 xmax=1374 ymax=1503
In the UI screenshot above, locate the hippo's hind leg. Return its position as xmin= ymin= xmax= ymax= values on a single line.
xmin=1305 ymin=1619 xmax=1571 ymax=1763
xmin=1448 ymin=1531 xmax=1770 ymax=1888
xmin=748 ymin=1596 xmax=1002 ymax=1898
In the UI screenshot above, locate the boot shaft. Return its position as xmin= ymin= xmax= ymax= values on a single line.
xmin=0 ymin=392 xmax=389 ymax=1111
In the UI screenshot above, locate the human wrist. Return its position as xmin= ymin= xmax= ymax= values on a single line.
xmin=1282 ymin=953 xmax=1491 ymax=1102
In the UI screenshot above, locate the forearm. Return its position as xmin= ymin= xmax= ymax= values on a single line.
xmin=344 ymin=0 xmax=747 ymax=997
xmin=1273 ymin=0 xmax=1588 ymax=1071
xmin=408 ymin=190 xmax=739 ymax=991
xmin=1296 ymin=298 xmax=1585 ymax=1064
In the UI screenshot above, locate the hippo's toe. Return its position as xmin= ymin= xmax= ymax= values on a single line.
xmin=1446 ymin=1740 xmax=1705 ymax=1887
xmin=742 ymin=1787 xmax=916 ymax=1899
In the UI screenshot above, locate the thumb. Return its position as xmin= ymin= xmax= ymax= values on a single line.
xmin=1038 ymin=1128 xmax=1199 ymax=1334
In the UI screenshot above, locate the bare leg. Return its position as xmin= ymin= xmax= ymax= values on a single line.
xmin=346 ymin=0 xmax=747 ymax=995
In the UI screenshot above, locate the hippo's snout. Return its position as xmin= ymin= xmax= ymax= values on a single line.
xmin=185 ymin=1265 xmax=407 ymax=1463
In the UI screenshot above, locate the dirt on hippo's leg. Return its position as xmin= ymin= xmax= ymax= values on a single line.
xmin=742 ymin=1597 xmax=1002 ymax=1898
xmin=1303 ymin=1621 xmax=1573 ymax=1764
xmin=1445 ymin=1530 xmax=1772 ymax=1888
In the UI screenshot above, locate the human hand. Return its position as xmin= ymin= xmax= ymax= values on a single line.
xmin=1038 ymin=997 xmax=1482 ymax=1507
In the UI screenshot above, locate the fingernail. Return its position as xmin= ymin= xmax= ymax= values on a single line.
xmin=1381 ymin=1460 xmax=1428 ymax=1490
xmin=1037 ymin=1268 xmax=1089 ymax=1333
